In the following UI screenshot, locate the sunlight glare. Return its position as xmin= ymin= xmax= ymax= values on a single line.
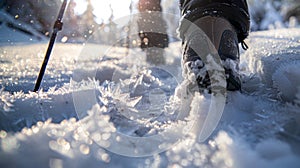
xmin=74 ymin=0 xmax=134 ymax=23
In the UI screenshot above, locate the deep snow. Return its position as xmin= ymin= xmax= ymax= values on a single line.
xmin=0 ymin=28 xmax=300 ymax=167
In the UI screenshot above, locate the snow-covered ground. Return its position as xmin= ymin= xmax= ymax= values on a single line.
xmin=0 ymin=27 xmax=300 ymax=167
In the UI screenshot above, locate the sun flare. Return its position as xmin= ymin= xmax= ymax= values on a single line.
xmin=74 ymin=0 xmax=134 ymax=23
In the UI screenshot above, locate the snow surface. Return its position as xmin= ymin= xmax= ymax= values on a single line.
xmin=0 ymin=28 xmax=300 ymax=167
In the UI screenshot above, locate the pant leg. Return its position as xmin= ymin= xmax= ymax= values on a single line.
xmin=179 ymin=0 xmax=250 ymax=43
xmin=137 ymin=0 xmax=169 ymax=49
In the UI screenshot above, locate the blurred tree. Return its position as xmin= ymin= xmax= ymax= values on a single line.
xmin=107 ymin=4 xmax=118 ymax=44
xmin=59 ymin=0 xmax=83 ymax=42
xmin=78 ymin=0 xmax=99 ymax=40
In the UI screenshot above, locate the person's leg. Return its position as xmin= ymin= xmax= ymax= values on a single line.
xmin=179 ymin=0 xmax=250 ymax=92
xmin=137 ymin=0 xmax=169 ymax=65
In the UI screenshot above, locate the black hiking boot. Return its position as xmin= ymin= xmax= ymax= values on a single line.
xmin=181 ymin=16 xmax=241 ymax=94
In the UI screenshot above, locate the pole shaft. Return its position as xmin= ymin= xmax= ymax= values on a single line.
xmin=34 ymin=0 xmax=68 ymax=92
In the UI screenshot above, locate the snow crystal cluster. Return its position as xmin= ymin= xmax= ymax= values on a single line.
xmin=242 ymin=28 xmax=300 ymax=104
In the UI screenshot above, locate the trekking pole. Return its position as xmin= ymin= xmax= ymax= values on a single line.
xmin=34 ymin=0 xmax=68 ymax=92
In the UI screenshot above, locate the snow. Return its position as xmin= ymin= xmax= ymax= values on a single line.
xmin=247 ymin=0 xmax=300 ymax=30
xmin=242 ymin=28 xmax=300 ymax=103
xmin=0 ymin=27 xmax=300 ymax=167
xmin=273 ymin=61 xmax=300 ymax=102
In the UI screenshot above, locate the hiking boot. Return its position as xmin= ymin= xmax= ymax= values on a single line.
xmin=181 ymin=16 xmax=241 ymax=93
